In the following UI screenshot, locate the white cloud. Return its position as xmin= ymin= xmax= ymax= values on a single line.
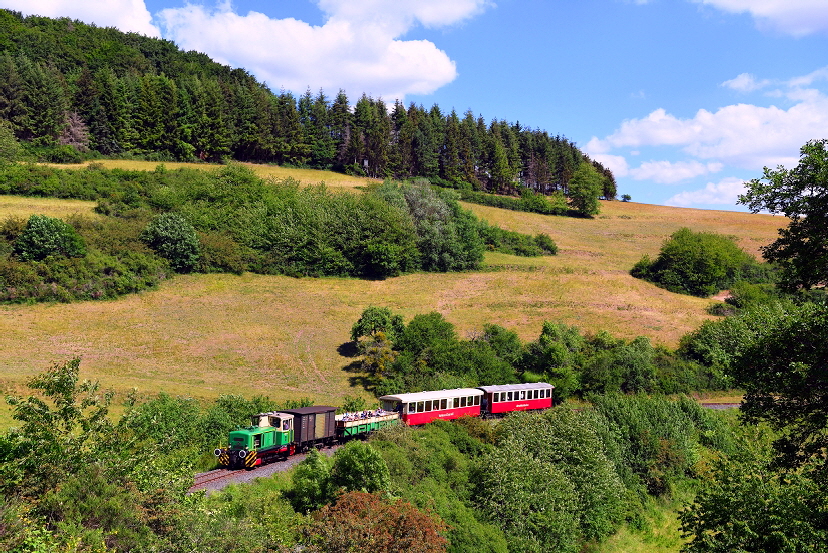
xmin=589 ymin=89 xmax=828 ymax=170
xmin=588 ymin=154 xmax=630 ymax=177
xmin=665 ymin=177 xmax=747 ymax=207
xmin=787 ymin=66 xmax=828 ymax=88
xmin=0 ymin=0 xmax=159 ymax=36
xmin=722 ymin=73 xmax=771 ymax=92
xmin=157 ymin=1 xmax=492 ymax=101
xmin=630 ymin=160 xmax=723 ymax=183
xmin=698 ymin=0 xmax=828 ymax=36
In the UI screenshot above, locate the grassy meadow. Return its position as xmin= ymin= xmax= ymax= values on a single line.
xmin=45 ymin=159 xmax=379 ymax=189
xmin=0 ymin=162 xmax=786 ymax=419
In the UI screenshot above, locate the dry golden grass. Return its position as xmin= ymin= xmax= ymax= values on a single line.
xmin=43 ymin=159 xmax=378 ymax=189
xmin=0 ymin=167 xmax=788 ymax=413
xmin=0 ymin=196 xmax=99 ymax=220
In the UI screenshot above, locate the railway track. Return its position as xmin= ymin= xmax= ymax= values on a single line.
xmin=189 ymin=444 xmax=342 ymax=494
xmin=191 ymin=402 xmax=739 ymax=494
xmin=190 ymin=468 xmax=238 ymax=491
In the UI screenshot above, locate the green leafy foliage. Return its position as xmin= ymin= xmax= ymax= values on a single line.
xmin=0 ymin=164 xmax=551 ymax=304
xmin=360 ymin=308 xmax=725 ymax=398
xmin=350 ymin=305 xmax=406 ymax=343
xmin=140 ymin=212 xmax=200 ymax=272
xmin=727 ymin=301 xmax=828 ymax=473
xmin=588 ymin=394 xmax=730 ymax=495
xmin=0 ymin=119 xmax=21 ymax=163
xmin=329 ymin=440 xmax=391 ymax=495
xmin=680 ymin=426 xmax=828 ymax=553
xmin=291 ymin=449 xmax=333 ymax=514
xmin=2 ymin=358 xmax=113 ymax=496
xmin=454 ymin=187 xmax=568 ymax=215
xmin=472 ymin=439 xmax=581 ymax=552
xmin=496 ymin=409 xmax=626 ymax=541
xmin=631 ymin=227 xmax=766 ymax=297
xmin=739 ymin=139 xmax=828 ymax=291
xmin=13 ymin=214 xmax=86 ymax=261
xmin=567 ymin=162 xmax=603 ymax=217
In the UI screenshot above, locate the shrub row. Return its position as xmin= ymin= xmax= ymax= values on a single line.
xmin=0 ymin=164 xmax=557 ymax=303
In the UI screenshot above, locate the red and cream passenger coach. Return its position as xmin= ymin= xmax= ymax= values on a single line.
xmin=477 ymin=382 xmax=554 ymax=415
xmin=379 ymin=388 xmax=484 ymax=425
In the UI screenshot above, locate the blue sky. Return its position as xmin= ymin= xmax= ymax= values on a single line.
xmin=2 ymin=0 xmax=828 ymax=211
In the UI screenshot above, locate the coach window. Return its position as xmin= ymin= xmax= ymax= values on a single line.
xmin=426 ymin=400 xmax=434 ymax=412
xmin=408 ymin=403 xmax=415 ymax=414
xmin=440 ymin=399 xmax=447 ymax=410
xmin=520 ymin=391 xmax=525 ymax=400
xmin=474 ymin=395 xmax=480 ymax=406
xmin=459 ymin=396 xmax=466 ymax=407
xmin=417 ymin=401 xmax=424 ymax=413
xmin=533 ymin=390 xmax=539 ymax=399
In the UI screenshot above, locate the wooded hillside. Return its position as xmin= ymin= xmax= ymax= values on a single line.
xmin=0 ymin=9 xmax=615 ymax=198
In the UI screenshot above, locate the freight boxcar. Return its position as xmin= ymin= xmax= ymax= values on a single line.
xmin=282 ymin=406 xmax=337 ymax=451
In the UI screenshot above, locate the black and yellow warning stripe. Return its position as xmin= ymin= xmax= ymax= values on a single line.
xmin=244 ymin=449 xmax=258 ymax=468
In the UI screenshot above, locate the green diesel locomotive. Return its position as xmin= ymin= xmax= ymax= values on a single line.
xmin=215 ymin=406 xmax=399 ymax=469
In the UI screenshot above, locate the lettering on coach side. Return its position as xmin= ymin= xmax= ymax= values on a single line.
xmin=516 ymin=404 xmax=529 ymax=408
xmin=438 ymin=412 xmax=456 ymax=417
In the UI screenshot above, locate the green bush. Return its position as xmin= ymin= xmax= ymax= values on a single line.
xmin=329 ymin=441 xmax=391 ymax=495
xmin=496 ymin=409 xmax=626 ymax=541
xmin=472 ymin=439 xmax=580 ymax=552
xmin=140 ymin=212 xmax=200 ymax=272
xmin=291 ymin=449 xmax=333 ymax=513
xmin=631 ymin=227 xmax=764 ymax=297
xmin=13 ymin=214 xmax=86 ymax=261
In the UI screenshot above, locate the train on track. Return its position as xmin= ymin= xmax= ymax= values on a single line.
xmin=215 ymin=382 xmax=554 ymax=470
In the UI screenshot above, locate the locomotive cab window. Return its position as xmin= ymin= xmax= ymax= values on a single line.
xmin=254 ymin=435 xmax=261 ymax=448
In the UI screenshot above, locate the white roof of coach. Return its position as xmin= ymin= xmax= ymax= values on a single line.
xmin=379 ymin=388 xmax=483 ymax=404
xmin=477 ymin=382 xmax=555 ymax=393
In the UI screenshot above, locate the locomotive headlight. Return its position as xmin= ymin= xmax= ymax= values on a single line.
xmin=239 ymin=450 xmax=248 ymax=459
xmin=214 ymin=448 xmax=222 ymax=457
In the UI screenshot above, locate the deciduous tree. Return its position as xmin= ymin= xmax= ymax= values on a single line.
xmin=739 ymin=139 xmax=828 ymax=291
xmin=303 ymin=491 xmax=447 ymax=553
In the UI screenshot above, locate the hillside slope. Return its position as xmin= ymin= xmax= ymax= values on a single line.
xmin=0 ymin=167 xmax=785 ymax=412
